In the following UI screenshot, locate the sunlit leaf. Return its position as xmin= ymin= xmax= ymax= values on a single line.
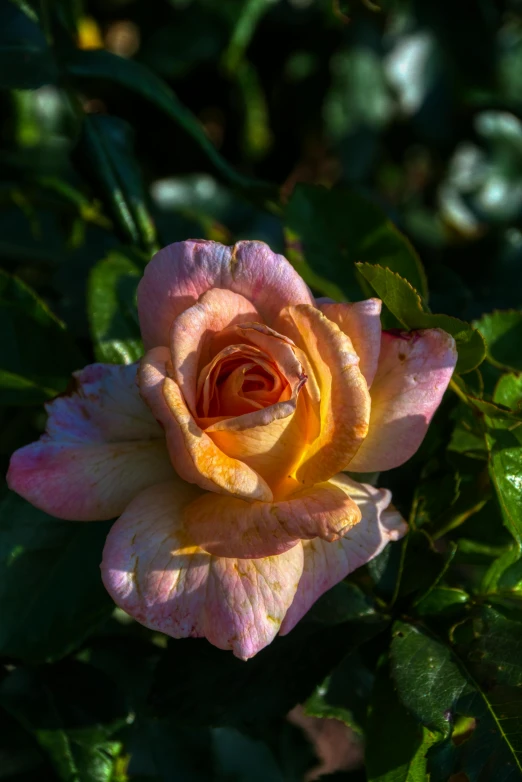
xmin=494 ymin=372 xmax=522 ymax=410
xmin=486 ymin=425 xmax=522 ymax=550
xmin=415 ymin=587 xmax=469 ymax=617
xmin=357 ymin=263 xmax=486 ymax=373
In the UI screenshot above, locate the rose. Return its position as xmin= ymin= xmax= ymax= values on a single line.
xmin=8 ymin=240 xmax=457 ymax=659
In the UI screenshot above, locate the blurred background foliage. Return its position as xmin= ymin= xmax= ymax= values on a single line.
xmin=1 ymin=0 xmax=522 ymax=780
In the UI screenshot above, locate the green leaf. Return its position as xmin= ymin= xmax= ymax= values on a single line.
xmin=88 ymin=248 xmax=144 ymax=364
xmin=415 ymin=587 xmax=469 ymax=617
xmin=452 ymin=374 xmax=522 ymax=421
xmin=0 ymin=270 xmax=83 ymax=404
xmin=475 ymin=310 xmax=522 ymax=371
xmin=79 ymin=115 xmax=158 ymax=252
xmin=482 ymin=546 xmax=521 ymax=594
xmin=447 ymin=403 xmax=487 ymax=458
xmin=457 ymin=393 xmax=522 ymax=423
xmin=366 ymin=661 xmax=438 ymax=782
xmin=391 ymin=620 xmax=522 ymax=780
xmin=0 ymin=369 xmax=57 ymax=405
xmin=0 ymin=2 xmax=57 ymax=89
xmin=0 ymin=491 xmax=113 ymax=662
xmin=284 ymin=184 xmax=427 ymax=300
xmin=486 ymin=425 xmax=522 ymax=550
xmin=65 ymin=48 xmax=273 ymax=197
xmin=0 ymin=661 xmax=129 ymax=782
xmin=472 ymin=396 xmax=522 ymax=420
xmin=457 ymin=603 xmax=522 ymax=685
xmin=494 ymin=372 xmax=522 ymax=410
xmin=357 ymin=263 xmax=486 ymax=374
xmin=391 ymin=621 xmax=470 ymax=737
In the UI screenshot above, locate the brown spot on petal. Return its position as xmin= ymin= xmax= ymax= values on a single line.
xmin=229 ymin=244 xmax=239 ymax=279
xmin=130 ymin=556 xmax=142 ymax=598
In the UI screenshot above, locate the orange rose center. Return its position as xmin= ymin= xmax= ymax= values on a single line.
xmin=196 ymin=344 xmax=291 ymax=419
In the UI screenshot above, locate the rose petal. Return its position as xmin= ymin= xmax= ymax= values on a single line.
xmin=138 ymin=240 xmax=315 ymax=349
xmin=197 ymin=324 xmax=307 ymax=491
xmin=347 ymin=328 xmax=457 ymax=472
xmin=7 ymin=363 xmax=174 ymax=520
xmin=185 ymin=479 xmax=361 ymax=559
xmin=170 ymin=288 xmax=261 ymax=416
xmin=101 ymin=482 xmax=304 ymax=660
xmin=139 ymin=347 xmax=273 ymax=501
xmin=205 ymin=394 xmax=307 ymax=494
xmin=197 ymin=346 xmax=277 ymax=418
xmin=275 ymin=304 xmax=371 ymax=486
xmin=208 ymin=322 xmax=303 ymax=380
xmin=279 ymin=474 xmax=408 ymax=634
xmin=319 ymin=299 xmax=382 ymax=387
xmin=196 ymin=332 xmax=301 ymax=420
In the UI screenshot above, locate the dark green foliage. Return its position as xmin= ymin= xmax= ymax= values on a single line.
xmin=0 ymin=491 xmax=113 ymax=662
xmin=1 ymin=0 xmax=522 ymax=780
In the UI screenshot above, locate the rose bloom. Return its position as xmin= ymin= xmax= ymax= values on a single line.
xmin=8 ymin=241 xmax=457 ymax=659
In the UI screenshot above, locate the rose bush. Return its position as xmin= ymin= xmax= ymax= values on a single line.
xmin=7 ymin=240 xmax=457 ymax=659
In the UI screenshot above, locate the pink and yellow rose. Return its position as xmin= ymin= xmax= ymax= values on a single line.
xmin=7 ymin=240 xmax=457 ymax=659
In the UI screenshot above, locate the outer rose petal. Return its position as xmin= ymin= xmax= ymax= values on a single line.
xmin=185 ymin=481 xmax=361 ymax=559
xmin=139 ymin=347 xmax=273 ymax=501
xmin=170 ymin=288 xmax=260 ymax=416
xmin=279 ymin=474 xmax=408 ymax=634
xmin=347 ymin=328 xmax=457 ymax=472
xmin=319 ymin=299 xmax=382 ymax=387
xmin=101 ymin=482 xmax=304 ymax=660
xmin=138 ymin=240 xmax=315 ymax=349
xmin=7 ymin=363 xmax=174 ymax=521
xmin=275 ymin=305 xmax=371 ymax=486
